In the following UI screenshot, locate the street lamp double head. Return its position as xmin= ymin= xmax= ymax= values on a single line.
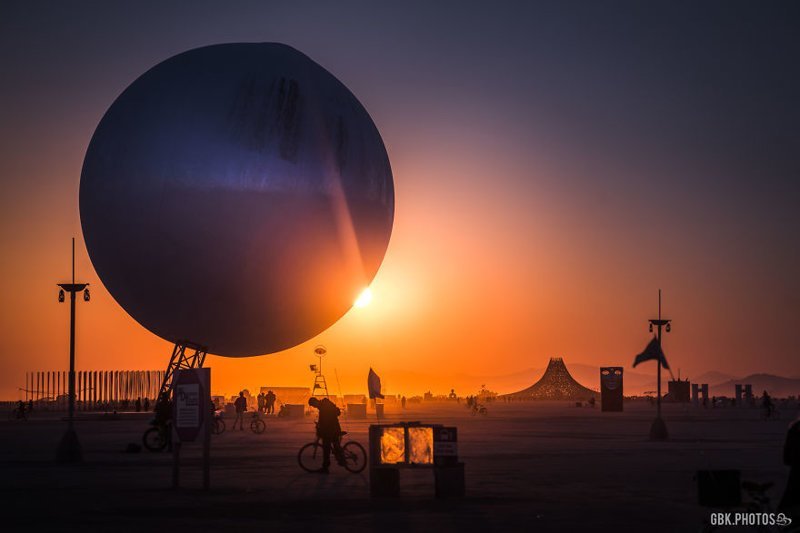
xmin=647 ymin=293 xmax=672 ymax=441
xmin=648 ymin=318 xmax=671 ymax=335
xmin=57 ymin=284 xmax=90 ymax=303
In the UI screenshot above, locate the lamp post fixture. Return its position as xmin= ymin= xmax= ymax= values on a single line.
xmin=56 ymin=238 xmax=89 ymax=463
xmin=648 ymin=289 xmax=671 ymax=441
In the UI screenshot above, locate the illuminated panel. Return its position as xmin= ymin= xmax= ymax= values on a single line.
xmin=380 ymin=427 xmax=405 ymax=464
xmin=408 ymin=427 xmax=433 ymax=465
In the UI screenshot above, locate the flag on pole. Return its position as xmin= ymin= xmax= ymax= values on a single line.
xmin=633 ymin=337 xmax=670 ymax=370
xmin=368 ymin=368 xmax=384 ymax=399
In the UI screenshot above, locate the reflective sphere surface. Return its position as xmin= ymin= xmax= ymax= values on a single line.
xmin=80 ymin=43 xmax=394 ymax=356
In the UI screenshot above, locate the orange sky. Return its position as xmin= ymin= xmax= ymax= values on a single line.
xmin=1 ymin=2 xmax=798 ymax=400
xmin=1 ymin=125 xmax=795 ymax=399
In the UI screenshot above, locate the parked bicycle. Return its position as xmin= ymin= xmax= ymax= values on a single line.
xmin=142 ymin=420 xmax=171 ymax=452
xmin=699 ymin=479 xmax=789 ymax=533
xmin=211 ymin=412 xmax=226 ymax=435
xmin=250 ymin=412 xmax=265 ymax=434
xmin=8 ymin=406 xmax=28 ymax=421
xmin=298 ymin=425 xmax=367 ymax=473
xmin=471 ymin=403 xmax=488 ymax=416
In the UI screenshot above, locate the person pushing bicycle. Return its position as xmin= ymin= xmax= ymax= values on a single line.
xmin=308 ymin=397 xmax=345 ymax=473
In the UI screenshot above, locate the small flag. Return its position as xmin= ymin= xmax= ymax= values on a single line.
xmin=368 ymin=368 xmax=384 ymax=399
xmin=633 ymin=337 xmax=670 ymax=370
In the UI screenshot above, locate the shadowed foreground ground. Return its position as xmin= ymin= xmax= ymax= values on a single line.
xmin=1 ymin=401 xmax=795 ymax=532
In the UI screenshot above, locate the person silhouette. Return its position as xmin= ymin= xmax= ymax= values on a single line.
xmin=762 ymin=390 xmax=775 ymax=419
xmin=308 ymin=397 xmax=344 ymax=473
xmin=233 ymin=391 xmax=247 ymax=431
xmin=154 ymin=392 xmax=173 ymax=451
xmin=779 ymin=416 xmax=800 ymax=515
xmin=257 ymin=392 xmax=265 ymax=414
xmin=266 ymin=390 xmax=276 ymax=414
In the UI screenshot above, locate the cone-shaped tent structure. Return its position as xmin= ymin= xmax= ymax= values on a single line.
xmin=503 ymin=357 xmax=598 ymax=400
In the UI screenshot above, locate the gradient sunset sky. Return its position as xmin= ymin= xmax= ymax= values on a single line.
xmin=1 ymin=1 xmax=798 ymax=399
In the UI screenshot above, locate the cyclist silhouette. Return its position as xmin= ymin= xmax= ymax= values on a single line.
xmin=308 ymin=397 xmax=344 ymax=473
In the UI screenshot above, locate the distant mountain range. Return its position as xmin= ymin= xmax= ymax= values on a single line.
xmin=380 ymin=364 xmax=800 ymax=398
xmin=710 ymin=374 xmax=800 ymax=398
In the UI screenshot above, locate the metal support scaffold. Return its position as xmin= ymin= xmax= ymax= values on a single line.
xmin=153 ymin=340 xmax=208 ymax=413
xmin=310 ymin=345 xmax=330 ymax=399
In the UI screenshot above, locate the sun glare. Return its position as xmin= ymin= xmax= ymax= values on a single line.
xmin=354 ymin=287 xmax=373 ymax=308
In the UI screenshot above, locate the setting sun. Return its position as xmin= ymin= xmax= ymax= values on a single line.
xmin=354 ymin=287 xmax=373 ymax=308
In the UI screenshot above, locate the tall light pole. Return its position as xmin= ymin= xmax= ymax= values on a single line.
xmin=56 ymin=237 xmax=90 ymax=463
xmin=648 ymin=289 xmax=671 ymax=441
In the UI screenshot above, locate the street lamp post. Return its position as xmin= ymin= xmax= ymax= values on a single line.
xmin=648 ymin=289 xmax=671 ymax=441
xmin=56 ymin=238 xmax=89 ymax=463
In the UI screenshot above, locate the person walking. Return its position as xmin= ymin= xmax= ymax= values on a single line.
xmin=257 ymin=392 xmax=266 ymax=414
xmin=233 ymin=391 xmax=247 ymax=431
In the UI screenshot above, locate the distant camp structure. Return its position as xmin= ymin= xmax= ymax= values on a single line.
xmin=22 ymin=370 xmax=165 ymax=409
xmin=503 ymin=358 xmax=598 ymax=401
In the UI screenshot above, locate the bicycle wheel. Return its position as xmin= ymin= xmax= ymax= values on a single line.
xmin=212 ymin=418 xmax=225 ymax=435
xmin=298 ymin=442 xmax=324 ymax=472
xmin=142 ymin=427 xmax=167 ymax=452
xmin=341 ymin=441 xmax=367 ymax=473
xmin=251 ymin=418 xmax=266 ymax=434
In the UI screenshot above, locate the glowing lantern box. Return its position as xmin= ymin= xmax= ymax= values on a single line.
xmin=369 ymin=423 xmax=463 ymax=498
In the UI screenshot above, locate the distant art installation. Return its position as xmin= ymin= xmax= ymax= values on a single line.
xmin=502 ymin=358 xmax=598 ymax=401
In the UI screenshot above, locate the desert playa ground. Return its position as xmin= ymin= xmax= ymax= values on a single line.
xmin=1 ymin=400 xmax=796 ymax=532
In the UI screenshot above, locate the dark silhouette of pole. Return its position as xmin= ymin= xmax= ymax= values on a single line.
xmin=648 ymin=289 xmax=671 ymax=441
xmin=57 ymin=238 xmax=89 ymax=463
xmin=68 ymin=254 xmax=75 ymax=419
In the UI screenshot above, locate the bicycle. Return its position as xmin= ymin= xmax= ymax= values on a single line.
xmin=142 ymin=420 xmax=171 ymax=452
xmin=298 ymin=425 xmax=367 ymax=473
xmin=211 ymin=413 xmax=226 ymax=435
xmin=699 ymin=479 xmax=789 ymax=533
xmin=8 ymin=407 xmax=28 ymax=421
xmin=471 ymin=403 xmax=488 ymax=416
xmin=761 ymin=407 xmax=780 ymax=420
xmin=250 ymin=412 xmax=265 ymax=434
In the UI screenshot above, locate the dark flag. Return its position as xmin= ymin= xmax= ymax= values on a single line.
xmin=368 ymin=368 xmax=384 ymax=399
xmin=633 ymin=337 xmax=670 ymax=370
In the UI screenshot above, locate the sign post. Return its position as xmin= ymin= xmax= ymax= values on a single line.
xmin=172 ymin=367 xmax=211 ymax=490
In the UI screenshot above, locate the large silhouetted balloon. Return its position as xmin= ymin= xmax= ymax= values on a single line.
xmin=80 ymin=43 xmax=394 ymax=356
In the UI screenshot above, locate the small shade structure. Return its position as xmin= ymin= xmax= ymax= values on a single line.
xmin=501 ymin=357 xmax=598 ymax=401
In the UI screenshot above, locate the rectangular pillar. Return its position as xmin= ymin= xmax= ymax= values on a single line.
xmin=743 ymin=384 xmax=752 ymax=406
